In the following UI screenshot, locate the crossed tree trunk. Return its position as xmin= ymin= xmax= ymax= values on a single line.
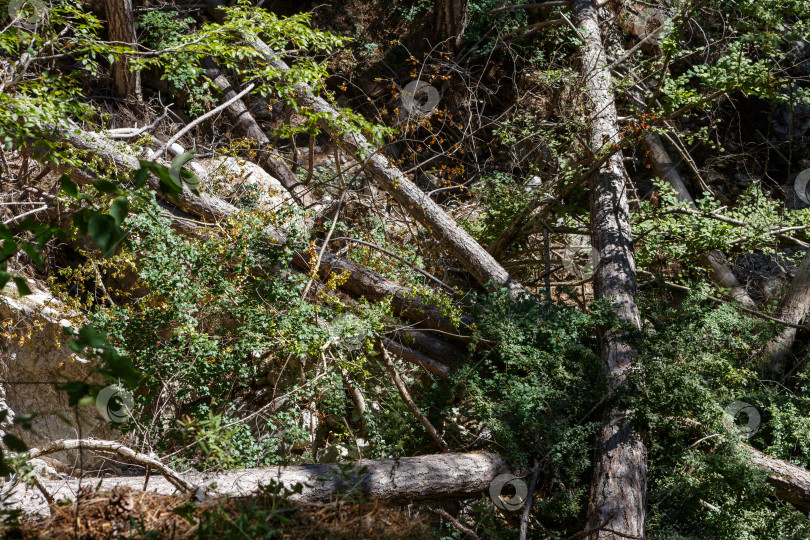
xmin=573 ymin=1 xmax=647 ymax=537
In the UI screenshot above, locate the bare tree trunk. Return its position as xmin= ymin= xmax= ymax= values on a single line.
xmin=762 ymin=249 xmax=810 ymax=372
xmin=574 ymin=0 xmax=647 ymax=537
xmin=643 ymin=133 xmax=758 ymax=309
xmin=103 ymin=0 xmax=141 ymax=100
xmin=745 ymin=443 xmax=810 ymax=511
xmin=9 ymin=450 xmax=508 ymax=516
xmin=201 ymin=57 xmax=315 ymax=208
xmin=434 ymin=0 xmax=469 ymax=49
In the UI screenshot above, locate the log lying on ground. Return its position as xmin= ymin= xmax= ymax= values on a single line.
xmin=204 ymin=0 xmax=527 ymax=299
xmin=745 ymin=443 xmax=810 ymax=511
xmin=574 ymin=0 xmax=647 ymax=537
xmin=8 ymin=448 xmax=508 ymax=516
xmin=643 ymin=133 xmax=758 ymax=310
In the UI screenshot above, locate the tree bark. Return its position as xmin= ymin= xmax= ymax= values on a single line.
xmin=574 ymin=1 xmax=647 ymax=537
xmin=8 ymin=450 xmax=508 ymax=516
xmin=102 ymin=0 xmax=141 ymax=100
xmin=201 ymin=1 xmax=527 ymax=298
xmin=744 ymin=443 xmax=810 ymax=511
xmin=201 ymin=57 xmax=315 ymax=208
xmin=434 ymin=0 xmax=469 ymax=49
xmin=643 ymin=133 xmax=757 ymax=309
xmin=762 ymin=249 xmax=810 ymax=372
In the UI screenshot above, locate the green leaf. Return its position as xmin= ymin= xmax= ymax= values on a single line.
xmin=88 ymin=214 xmax=125 ymax=258
xmin=1 ymin=240 xmax=17 ymax=258
xmin=179 ymin=168 xmax=200 ymax=193
xmin=0 ymin=271 xmax=9 ymax=291
xmin=102 ymin=350 xmax=140 ymax=387
xmin=92 ymin=178 xmax=119 ymax=194
xmin=109 ymin=197 xmax=129 ymax=226
xmin=20 ymin=244 xmax=44 ymax=267
xmin=60 ymin=174 xmax=79 ymax=197
xmin=134 ymin=167 xmax=149 ymax=189
xmin=169 ymin=151 xmax=200 ymax=193
xmin=170 ymin=150 xmax=196 ymax=170
xmin=139 ymin=161 xmax=182 ymax=199
xmin=2 ymin=434 xmax=27 ymax=453
xmin=72 ymin=208 xmax=93 ymax=235
xmin=13 ymin=277 xmax=31 ymax=296
xmin=76 ymin=325 xmax=108 ymax=349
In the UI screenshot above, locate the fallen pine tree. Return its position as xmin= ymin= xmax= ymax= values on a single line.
xmin=5 ymin=437 xmax=810 ymax=519
xmin=7 ymin=441 xmax=509 ymax=516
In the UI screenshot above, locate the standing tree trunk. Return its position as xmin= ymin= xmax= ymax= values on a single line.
xmin=433 ymin=0 xmax=469 ymax=49
xmin=103 ymin=0 xmax=141 ymax=100
xmin=763 ymin=249 xmax=810 ymax=373
xmin=574 ymin=0 xmax=647 ymax=537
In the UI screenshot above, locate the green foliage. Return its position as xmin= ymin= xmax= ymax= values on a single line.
xmin=635 ymin=179 xmax=810 ymax=277
xmin=633 ymin=288 xmax=810 ymax=539
xmin=136 ymin=9 xmax=209 ymax=113
xmin=0 ymin=1 xmax=105 ymax=156
xmin=460 ymin=172 xmax=531 ymax=247
xmin=444 ymin=289 xmax=601 ymax=531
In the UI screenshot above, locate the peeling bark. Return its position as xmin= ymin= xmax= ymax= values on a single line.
xmin=574 ymin=0 xmax=647 ymax=537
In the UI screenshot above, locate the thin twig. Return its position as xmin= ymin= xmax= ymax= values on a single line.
xmin=149 ymin=83 xmax=255 ymax=160
xmin=301 ymin=189 xmax=346 ymax=300
xmin=519 ymin=459 xmax=540 ymax=540
xmin=380 ymin=341 xmax=451 ymax=453
xmin=3 ymin=206 xmax=49 ymax=225
xmin=433 ymin=507 xmax=480 ymax=539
